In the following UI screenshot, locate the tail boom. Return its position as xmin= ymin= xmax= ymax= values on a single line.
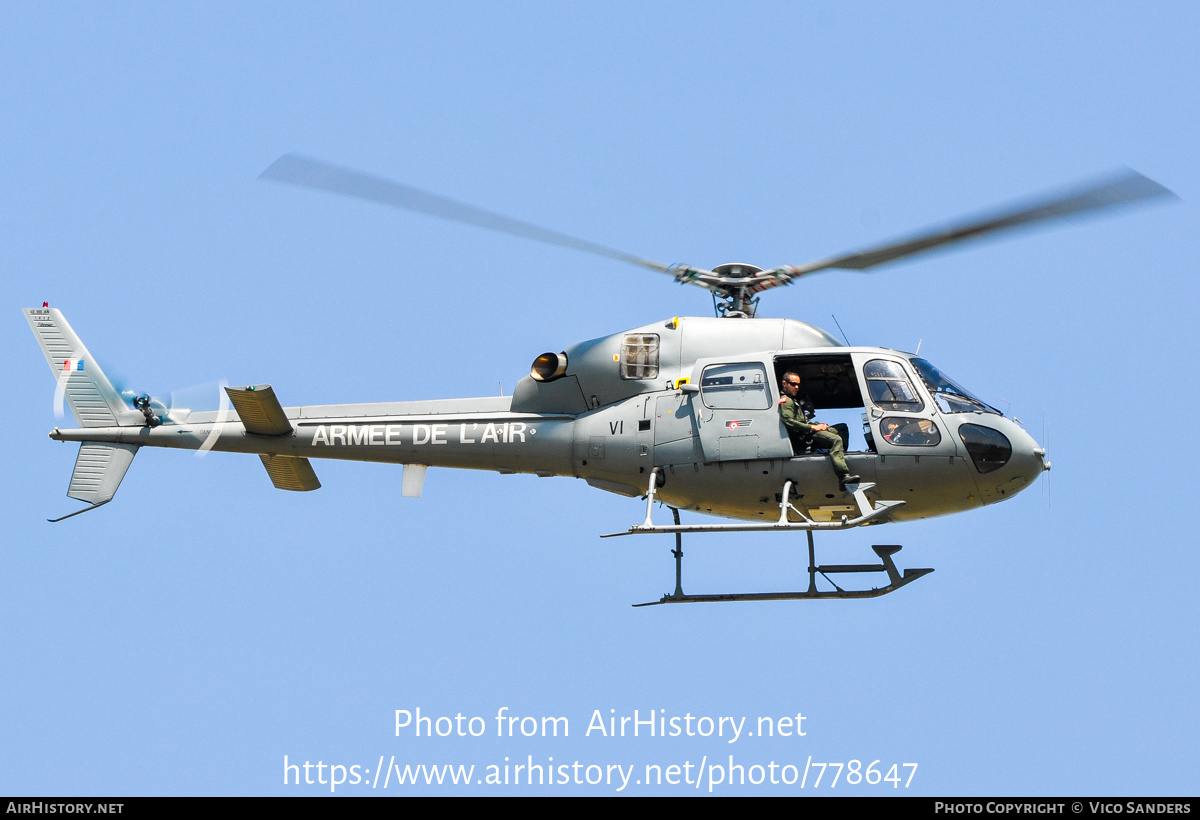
xmin=47 ymin=407 xmax=577 ymax=477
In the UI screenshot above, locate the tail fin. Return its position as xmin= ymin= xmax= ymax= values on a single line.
xmin=24 ymin=307 xmax=139 ymax=427
xmin=46 ymin=442 xmax=141 ymax=521
xmin=67 ymin=443 xmax=139 ymax=504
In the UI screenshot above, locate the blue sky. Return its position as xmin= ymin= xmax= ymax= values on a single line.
xmin=2 ymin=3 xmax=1197 ymax=795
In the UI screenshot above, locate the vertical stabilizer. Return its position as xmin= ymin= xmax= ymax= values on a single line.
xmin=24 ymin=307 xmax=139 ymax=427
xmin=47 ymin=442 xmax=140 ymax=521
xmin=68 ymin=443 xmax=139 ymax=504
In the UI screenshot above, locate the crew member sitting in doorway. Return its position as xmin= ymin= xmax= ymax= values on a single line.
xmin=779 ymin=371 xmax=860 ymax=490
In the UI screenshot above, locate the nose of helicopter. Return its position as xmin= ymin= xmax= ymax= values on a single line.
xmin=994 ymin=421 xmax=1048 ymax=501
xmin=956 ymin=416 xmax=1047 ymax=504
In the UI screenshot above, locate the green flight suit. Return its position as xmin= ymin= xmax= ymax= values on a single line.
xmin=779 ymin=396 xmax=850 ymax=477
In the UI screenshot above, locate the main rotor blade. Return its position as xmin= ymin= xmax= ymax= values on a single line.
xmin=787 ymin=169 xmax=1176 ymax=278
xmin=260 ymin=154 xmax=672 ymax=273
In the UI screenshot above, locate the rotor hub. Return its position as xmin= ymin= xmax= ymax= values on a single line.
xmin=709 ymin=263 xmax=764 ymax=318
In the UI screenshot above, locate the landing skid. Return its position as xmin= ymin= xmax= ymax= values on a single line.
xmin=610 ymin=469 xmax=932 ymax=606
xmin=633 ymin=529 xmax=933 ymax=606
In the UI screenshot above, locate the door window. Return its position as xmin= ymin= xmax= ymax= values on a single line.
xmin=879 ymin=416 xmax=942 ymax=446
xmin=864 ymin=359 xmax=924 ymax=411
xmin=700 ymin=363 xmax=771 ymax=410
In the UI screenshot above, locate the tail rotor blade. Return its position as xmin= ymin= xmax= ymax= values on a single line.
xmin=53 ymin=371 xmax=70 ymax=419
xmin=197 ymin=380 xmax=231 ymax=458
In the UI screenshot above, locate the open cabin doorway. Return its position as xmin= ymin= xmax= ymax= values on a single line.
xmin=773 ymin=353 xmax=869 ymax=454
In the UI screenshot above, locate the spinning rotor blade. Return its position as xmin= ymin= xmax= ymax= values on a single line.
xmin=261 ymin=154 xmax=672 ymax=273
xmin=783 ymin=169 xmax=1176 ymax=279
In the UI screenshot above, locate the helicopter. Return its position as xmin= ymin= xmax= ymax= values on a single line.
xmin=25 ymin=156 xmax=1174 ymax=605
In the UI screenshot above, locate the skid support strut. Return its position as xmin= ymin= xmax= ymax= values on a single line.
xmin=669 ymin=507 xmax=685 ymax=601
xmin=623 ymin=471 xmax=931 ymax=606
xmin=609 ymin=470 xmax=905 ymax=538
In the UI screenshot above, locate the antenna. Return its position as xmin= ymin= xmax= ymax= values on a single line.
xmin=831 ymin=315 xmax=851 ymax=346
xmin=1043 ymin=412 xmax=1051 ymax=510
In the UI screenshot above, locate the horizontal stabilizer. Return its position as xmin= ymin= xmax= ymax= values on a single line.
xmin=258 ymin=454 xmax=321 ymax=492
xmin=225 ymin=385 xmax=293 ymax=436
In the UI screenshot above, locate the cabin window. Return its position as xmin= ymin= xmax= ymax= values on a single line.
xmin=700 ymin=363 xmax=770 ymax=410
xmin=864 ymin=359 xmax=924 ymax=412
xmin=620 ymin=334 xmax=660 ymax=380
xmin=959 ymin=424 xmax=1012 ymax=473
xmin=910 ymin=358 xmax=1001 ymax=415
xmin=879 ymin=416 xmax=942 ymax=446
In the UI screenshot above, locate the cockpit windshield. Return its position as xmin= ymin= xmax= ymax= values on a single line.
xmin=909 ymin=358 xmax=1001 ymax=415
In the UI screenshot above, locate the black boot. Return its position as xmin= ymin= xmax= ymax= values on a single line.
xmin=839 ymin=474 xmax=860 ymax=490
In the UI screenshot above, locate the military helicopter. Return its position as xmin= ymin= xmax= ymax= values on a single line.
xmin=25 ymin=157 xmax=1173 ymax=605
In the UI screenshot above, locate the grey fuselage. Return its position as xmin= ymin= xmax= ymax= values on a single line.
xmin=50 ymin=316 xmax=1046 ymax=523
